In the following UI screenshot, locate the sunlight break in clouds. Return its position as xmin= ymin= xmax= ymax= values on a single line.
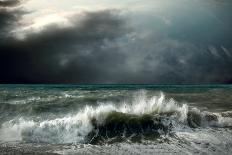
xmin=0 ymin=0 xmax=232 ymax=83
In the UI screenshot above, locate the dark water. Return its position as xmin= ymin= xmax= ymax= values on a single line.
xmin=0 ymin=84 xmax=232 ymax=154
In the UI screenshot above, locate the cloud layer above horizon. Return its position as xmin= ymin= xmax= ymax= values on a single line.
xmin=0 ymin=0 xmax=232 ymax=84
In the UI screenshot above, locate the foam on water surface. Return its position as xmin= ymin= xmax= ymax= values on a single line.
xmin=0 ymin=90 xmax=231 ymax=146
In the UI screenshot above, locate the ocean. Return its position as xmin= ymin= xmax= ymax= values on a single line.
xmin=0 ymin=84 xmax=232 ymax=154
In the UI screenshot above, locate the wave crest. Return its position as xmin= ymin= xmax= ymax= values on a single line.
xmin=0 ymin=90 xmax=231 ymax=144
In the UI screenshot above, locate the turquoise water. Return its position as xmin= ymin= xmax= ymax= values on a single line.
xmin=1 ymin=84 xmax=231 ymax=88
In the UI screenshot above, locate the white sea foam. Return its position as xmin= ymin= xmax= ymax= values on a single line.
xmin=0 ymin=90 xmax=230 ymax=144
xmin=0 ymin=119 xmax=35 ymax=141
xmin=187 ymin=107 xmax=232 ymax=128
xmin=8 ymin=97 xmax=41 ymax=105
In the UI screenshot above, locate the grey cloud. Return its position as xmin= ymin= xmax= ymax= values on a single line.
xmin=0 ymin=0 xmax=20 ymax=7
xmin=0 ymin=0 xmax=232 ymax=84
xmin=0 ymin=0 xmax=24 ymax=36
xmin=113 ymin=32 xmax=232 ymax=83
xmin=0 ymin=9 xmax=131 ymax=83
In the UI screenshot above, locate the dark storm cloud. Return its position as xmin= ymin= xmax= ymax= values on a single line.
xmin=0 ymin=0 xmax=23 ymax=34
xmin=0 ymin=0 xmax=232 ymax=84
xmin=0 ymin=0 xmax=20 ymax=7
xmin=0 ymin=9 xmax=131 ymax=83
xmin=122 ymin=37 xmax=232 ymax=83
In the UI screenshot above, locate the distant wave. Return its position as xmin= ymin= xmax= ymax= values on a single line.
xmin=0 ymin=90 xmax=231 ymax=144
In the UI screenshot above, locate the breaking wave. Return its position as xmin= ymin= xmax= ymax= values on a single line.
xmin=0 ymin=90 xmax=231 ymax=144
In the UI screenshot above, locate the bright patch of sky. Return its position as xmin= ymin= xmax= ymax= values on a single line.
xmin=13 ymin=0 xmax=232 ymax=41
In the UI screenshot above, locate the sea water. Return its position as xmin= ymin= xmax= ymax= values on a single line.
xmin=0 ymin=84 xmax=232 ymax=154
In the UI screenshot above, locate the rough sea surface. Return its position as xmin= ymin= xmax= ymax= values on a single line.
xmin=0 ymin=84 xmax=232 ymax=154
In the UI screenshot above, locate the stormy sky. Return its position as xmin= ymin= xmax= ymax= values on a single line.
xmin=0 ymin=0 xmax=232 ymax=84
